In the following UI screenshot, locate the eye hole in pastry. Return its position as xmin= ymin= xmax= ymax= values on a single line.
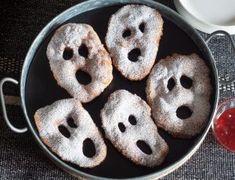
xmin=167 ymin=77 xmax=175 ymax=91
xmin=76 ymin=70 xmax=92 ymax=85
xmin=136 ymin=140 xmax=152 ymax=155
xmin=139 ymin=22 xmax=145 ymax=33
xmin=118 ymin=122 xmax=126 ymax=133
xmin=122 ymin=29 xmax=131 ymax=38
xmin=180 ymin=75 xmax=193 ymax=89
xmin=83 ymin=138 xmax=96 ymax=158
xmin=78 ymin=43 xmax=89 ymax=58
xmin=63 ymin=47 xmax=73 ymax=60
xmin=176 ymin=105 xmax=193 ymax=119
xmin=58 ymin=125 xmax=71 ymax=138
xmin=128 ymin=48 xmax=141 ymax=62
xmin=128 ymin=115 xmax=137 ymax=125
xmin=67 ymin=117 xmax=77 ymax=128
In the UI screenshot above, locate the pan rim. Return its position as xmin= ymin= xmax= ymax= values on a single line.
xmin=20 ymin=0 xmax=219 ymax=179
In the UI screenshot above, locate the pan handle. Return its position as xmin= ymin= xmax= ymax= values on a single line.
xmin=205 ymin=30 xmax=235 ymax=85
xmin=0 ymin=77 xmax=28 ymax=133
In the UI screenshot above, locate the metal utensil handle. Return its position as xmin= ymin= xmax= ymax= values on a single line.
xmin=0 ymin=77 xmax=28 ymax=133
xmin=205 ymin=30 xmax=235 ymax=85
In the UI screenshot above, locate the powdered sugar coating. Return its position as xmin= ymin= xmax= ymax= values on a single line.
xmin=34 ymin=99 xmax=107 ymax=168
xmin=101 ymin=90 xmax=168 ymax=167
xmin=105 ymin=5 xmax=163 ymax=80
xmin=146 ymin=54 xmax=212 ymax=138
xmin=47 ymin=23 xmax=113 ymax=103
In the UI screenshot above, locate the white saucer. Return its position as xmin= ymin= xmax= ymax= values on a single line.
xmin=174 ymin=0 xmax=235 ymax=34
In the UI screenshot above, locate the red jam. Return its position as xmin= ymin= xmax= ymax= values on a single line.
xmin=214 ymin=108 xmax=235 ymax=152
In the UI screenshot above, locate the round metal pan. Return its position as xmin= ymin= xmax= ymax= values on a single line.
xmin=0 ymin=0 xmax=219 ymax=179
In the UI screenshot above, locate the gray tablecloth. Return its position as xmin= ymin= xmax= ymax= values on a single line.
xmin=0 ymin=0 xmax=234 ymax=179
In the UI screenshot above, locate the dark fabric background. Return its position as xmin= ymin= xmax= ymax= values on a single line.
xmin=0 ymin=0 xmax=234 ymax=179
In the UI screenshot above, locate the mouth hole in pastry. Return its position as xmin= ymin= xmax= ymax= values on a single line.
xmin=58 ymin=125 xmax=71 ymax=138
xmin=76 ymin=70 xmax=92 ymax=85
xmin=78 ymin=43 xmax=89 ymax=58
xmin=139 ymin=22 xmax=145 ymax=33
xmin=136 ymin=140 xmax=152 ymax=155
xmin=180 ymin=75 xmax=193 ymax=89
xmin=63 ymin=47 xmax=73 ymax=60
xmin=128 ymin=48 xmax=141 ymax=62
xmin=176 ymin=105 xmax=192 ymax=119
xmin=83 ymin=138 xmax=96 ymax=158
xmin=122 ymin=29 xmax=131 ymax=38
xmin=167 ymin=77 xmax=175 ymax=91
xmin=128 ymin=115 xmax=137 ymax=125
xmin=118 ymin=122 xmax=126 ymax=133
xmin=67 ymin=117 xmax=77 ymax=128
